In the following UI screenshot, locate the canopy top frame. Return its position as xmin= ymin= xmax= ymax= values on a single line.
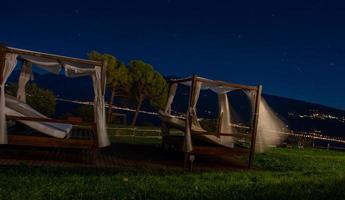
xmin=170 ymin=75 xmax=259 ymax=91
xmin=0 ymin=44 xmax=107 ymax=91
xmin=1 ymin=44 xmax=103 ymax=66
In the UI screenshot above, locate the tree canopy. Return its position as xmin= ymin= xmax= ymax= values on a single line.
xmin=88 ymin=51 xmax=132 ymax=123
xmin=88 ymin=51 xmax=131 ymax=90
xmin=148 ymin=71 xmax=168 ymax=109
xmin=88 ymin=52 xmax=168 ymax=126
xmin=129 ymin=60 xmax=168 ymax=125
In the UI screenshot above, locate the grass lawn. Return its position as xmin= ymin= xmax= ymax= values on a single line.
xmin=1 ymin=136 xmax=345 ymax=200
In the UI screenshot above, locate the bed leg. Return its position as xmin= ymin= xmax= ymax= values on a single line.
xmin=161 ymin=122 xmax=169 ymax=150
xmin=90 ymin=148 xmax=99 ymax=165
xmin=184 ymin=153 xmax=195 ymax=172
xmin=161 ymin=136 xmax=166 ymax=150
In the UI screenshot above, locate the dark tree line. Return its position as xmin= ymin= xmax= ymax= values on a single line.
xmin=88 ymin=51 xmax=168 ymax=126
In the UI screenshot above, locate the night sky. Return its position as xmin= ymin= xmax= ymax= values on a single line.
xmin=1 ymin=0 xmax=344 ymax=110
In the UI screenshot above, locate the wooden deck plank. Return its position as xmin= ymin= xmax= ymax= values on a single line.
xmin=8 ymin=135 xmax=95 ymax=149
xmin=0 ymin=142 xmax=254 ymax=170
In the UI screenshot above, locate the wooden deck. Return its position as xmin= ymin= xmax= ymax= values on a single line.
xmin=0 ymin=142 xmax=252 ymax=171
xmin=0 ymin=126 xmax=252 ymax=171
xmin=7 ymin=124 xmax=97 ymax=149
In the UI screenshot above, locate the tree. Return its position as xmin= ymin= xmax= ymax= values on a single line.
xmin=88 ymin=51 xmax=131 ymax=123
xmin=149 ymin=72 xmax=168 ymax=110
xmin=6 ymin=83 xmax=56 ymax=117
xmin=129 ymin=60 xmax=167 ymax=126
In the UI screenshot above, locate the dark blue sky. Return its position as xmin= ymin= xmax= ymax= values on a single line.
xmin=1 ymin=0 xmax=345 ymax=110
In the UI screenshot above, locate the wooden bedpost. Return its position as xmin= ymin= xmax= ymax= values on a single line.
xmin=184 ymin=74 xmax=197 ymax=170
xmin=248 ymin=85 xmax=262 ymax=169
xmin=161 ymin=81 xmax=173 ymax=149
xmin=101 ymin=59 xmax=107 ymax=96
xmin=0 ymin=44 xmax=8 ymax=85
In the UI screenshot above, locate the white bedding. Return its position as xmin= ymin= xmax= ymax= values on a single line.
xmin=5 ymin=95 xmax=72 ymax=138
xmin=159 ymin=110 xmax=234 ymax=148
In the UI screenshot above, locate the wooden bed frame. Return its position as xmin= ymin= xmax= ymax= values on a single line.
xmin=161 ymin=75 xmax=262 ymax=169
xmin=0 ymin=44 xmax=106 ymax=160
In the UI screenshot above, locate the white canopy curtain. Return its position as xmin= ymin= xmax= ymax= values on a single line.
xmin=21 ymin=55 xmax=62 ymax=74
xmin=164 ymin=83 xmax=177 ymax=114
xmin=244 ymin=90 xmax=286 ymax=152
xmin=191 ymin=81 xmax=202 ymax=127
xmin=168 ymin=78 xmax=236 ymax=152
xmin=181 ymin=77 xmax=234 ymax=94
xmin=64 ymin=64 xmax=95 ymax=77
xmin=1 ymin=52 xmax=110 ymax=147
xmin=183 ymin=81 xmax=202 ymax=152
xmin=0 ymin=53 xmax=18 ymax=144
xmin=184 ymin=107 xmax=193 ymax=152
xmin=244 ymin=90 xmax=256 ymax=118
xmin=92 ymin=66 xmax=109 ymax=147
xmin=218 ymin=93 xmax=234 ymax=147
xmin=17 ymin=61 xmax=33 ymax=102
xmin=190 ymin=81 xmax=235 ymax=147
xmin=178 ymin=78 xmax=235 ymax=129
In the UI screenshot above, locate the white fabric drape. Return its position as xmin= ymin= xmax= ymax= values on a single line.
xmin=21 ymin=56 xmax=97 ymax=76
xmin=92 ymin=66 xmax=110 ymax=147
xmin=218 ymin=93 xmax=234 ymax=147
xmin=164 ymin=83 xmax=177 ymax=114
xmin=0 ymin=53 xmax=18 ymax=144
xmin=6 ymin=94 xmax=72 ymax=139
xmin=191 ymin=81 xmax=202 ymax=127
xmin=64 ymin=64 xmax=95 ymax=77
xmin=183 ymin=108 xmax=193 ymax=152
xmin=210 ymin=87 xmax=233 ymax=94
xmin=181 ymin=77 xmax=234 ymax=94
xmin=244 ymin=91 xmax=286 ymax=152
xmin=17 ymin=61 xmax=33 ymax=102
xmin=21 ymin=55 xmax=61 ymax=74
xmin=244 ymin=90 xmax=256 ymax=118
xmin=183 ymin=81 xmax=202 ymax=152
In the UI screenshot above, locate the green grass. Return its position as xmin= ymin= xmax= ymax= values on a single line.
xmin=1 ymin=137 xmax=345 ymax=199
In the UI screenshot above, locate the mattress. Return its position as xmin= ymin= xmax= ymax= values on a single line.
xmin=5 ymin=95 xmax=72 ymax=138
xmin=158 ymin=110 xmax=234 ymax=148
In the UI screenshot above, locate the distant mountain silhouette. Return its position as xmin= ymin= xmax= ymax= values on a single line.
xmin=7 ymin=71 xmax=345 ymax=137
